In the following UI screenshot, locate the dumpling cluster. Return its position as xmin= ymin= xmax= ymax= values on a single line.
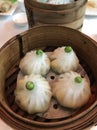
xmin=50 ymin=46 xmax=91 ymax=109
xmin=14 ymin=46 xmax=91 ymax=114
xmin=15 ymin=49 xmax=52 ymax=114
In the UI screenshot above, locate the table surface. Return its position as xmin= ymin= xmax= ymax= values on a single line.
xmin=0 ymin=3 xmax=97 ymax=48
xmin=0 ymin=1 xmax=97 ymax=130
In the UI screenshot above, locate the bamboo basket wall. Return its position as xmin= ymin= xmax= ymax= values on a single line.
xmin=0 ymin=25 xmax=97 ymax=130
xmin=24 ymin=0 xmax=87 ymax=30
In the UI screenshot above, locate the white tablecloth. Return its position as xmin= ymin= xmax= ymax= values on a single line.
xmin=0 ymin=1 xmax=97 ymax=130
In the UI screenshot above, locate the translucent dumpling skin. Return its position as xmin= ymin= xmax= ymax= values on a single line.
xmin=19 ymin=50 xmax=50 ymax=76
xmin=50 ymin=46 xmax=79 ymax=74
xmin=52 ymin=71 xmax=91 ymax=109
xmin=14 ymin=74 xmax=52 ymax=114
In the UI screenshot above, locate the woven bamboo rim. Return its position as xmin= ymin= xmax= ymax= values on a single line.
xmin=0 ymin=25 xmax=97 ymax=130
xmin=24 ymin=0 xmax=87 ymax=29
xmin=24 ymin=0 xmax=87 ymax=10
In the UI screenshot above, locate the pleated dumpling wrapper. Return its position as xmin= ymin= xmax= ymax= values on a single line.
xmin=50 ymin=46 xmax=79 ymax=74
xmin=52 ymin=71 xmax=91 ymax=109
xmin=14 ymin=74 xmax=52 ymax=114
xmin=19 ymin=49 xmax=50 ymax=75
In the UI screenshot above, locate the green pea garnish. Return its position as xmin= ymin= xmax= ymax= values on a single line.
xmin=75 ymin=76 xmax=82 ymax=83
xmin=65 ymin=46 xmax=72 ymax=53
xmin=36 ymin=49 xmax=43 ymax=56
xmin=26 ymin=81 xmax=35 ymax=90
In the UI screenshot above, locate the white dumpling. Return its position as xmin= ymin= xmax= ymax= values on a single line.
xmin=14 ymin=74 xmax=52 ymax=114
xmin=19 ymin=49 xmax=50 ymax=75
xmin=50 ymin=46 xmax=79 ymax=74
xmin=52 ymin=71 xmax=91 ymax=109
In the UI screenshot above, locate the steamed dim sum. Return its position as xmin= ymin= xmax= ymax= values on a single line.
xmin=14 ymin=74 xmax=52 ymax=114
xmin=52 ymin=71 xmax=91 ymax=109
xmin=50 ymin=46 xmax=79 ymax=74
xmin=19 ymin=49 xmax=50 ymax=76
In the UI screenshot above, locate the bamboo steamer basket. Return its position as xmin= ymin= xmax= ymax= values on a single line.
xmin=0 ymin=25 xmax=97 ymax=130
xmin=24 ymin=0 xmax=87 ymax=30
